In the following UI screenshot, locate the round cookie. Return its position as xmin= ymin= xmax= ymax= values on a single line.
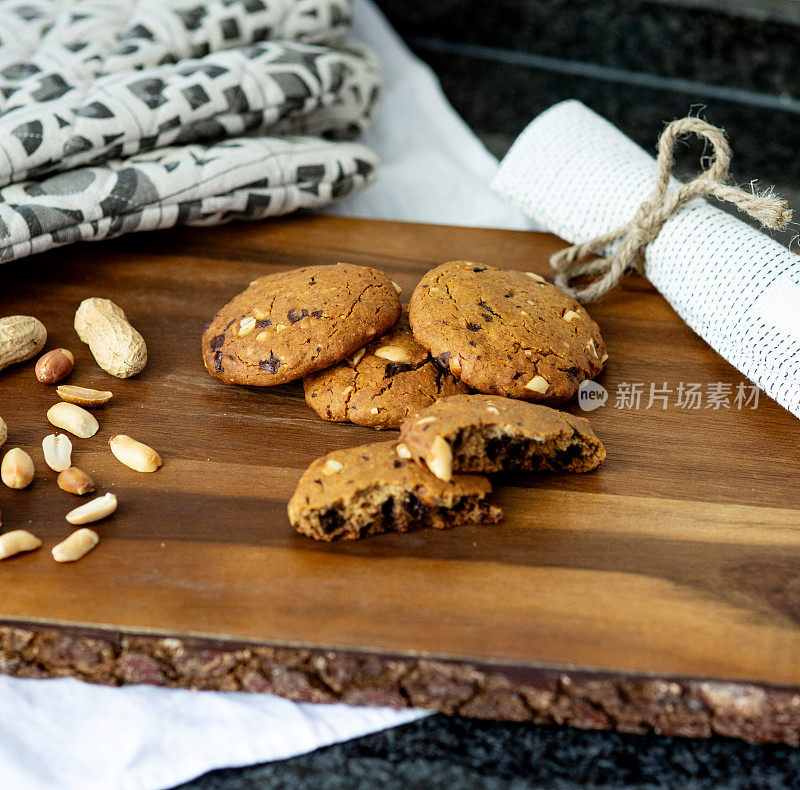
xmin=303 ymin=321 xmax=470 ymax=429
xmin=202 ymin=263 xmax=402 ymax=386
xmin=408 ymin=261 xmax=606 ymax=403
xmin=398 ymin=394 xmax=605 ymax=481
xmin=288 ymin=440 xmax=502 ymax=541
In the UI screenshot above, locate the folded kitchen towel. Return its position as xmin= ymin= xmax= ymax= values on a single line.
xmin=0 ymin=134 xmax=376 ymax=262
xmin=0 ymin=0 xmax=380 ymax=263
xmin=492 ymin=100 xmax=800 ymax=420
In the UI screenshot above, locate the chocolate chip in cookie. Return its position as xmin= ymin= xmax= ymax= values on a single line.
xmin=408 ymin=261 xmax=606 ymax=403
xmin=288 ymin=441 xmax=502 ymax=541
xmin=202 ymin=263 xmax=402 ymax=386
xmin=399 ymin=394 xmax=605 ymax=481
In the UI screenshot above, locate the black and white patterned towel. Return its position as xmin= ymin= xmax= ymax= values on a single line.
xmin=0 ymin=0 xmax=380 ymax=263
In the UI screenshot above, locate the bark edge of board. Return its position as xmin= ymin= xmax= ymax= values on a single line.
xmin=1 ymin=621 xmax=797 ymax=746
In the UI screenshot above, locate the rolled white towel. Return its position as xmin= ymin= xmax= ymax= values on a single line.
xmin=492 ymin=100 xmax=800 ymax=420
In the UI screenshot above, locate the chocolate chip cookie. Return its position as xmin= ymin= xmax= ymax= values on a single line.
xmin=288 ymin=441 xmax=502 ymax=541
xmin=398 ymin=394 xmax=605 ymax=481
xmin=202 ymin=263 xmax=402 ymax=386
xmin=408 ymin=261 xmax=606 ymax=403
xmin=303 ymin=320 xmax=471 ymax=430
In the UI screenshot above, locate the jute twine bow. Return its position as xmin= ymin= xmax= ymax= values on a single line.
xmin=549 ymin=116 xmax=793 ymax=303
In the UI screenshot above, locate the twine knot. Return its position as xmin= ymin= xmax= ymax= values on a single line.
xmin=549 ymin=116 xmax=793 ymax=303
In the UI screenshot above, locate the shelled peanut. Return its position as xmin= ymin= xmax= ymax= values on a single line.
xmin=0 ymin=530 xmax=42 ymax=560
xmin=52 ymin=528 xmax=99 ymax=563
xmin=35 ymin=348 xmax=74 ymax=384
xmin=57 ymin=467 xmax=96 ymax=495
xmin=42 ymin=433 xmax=72 ymax=472
xmin=109 ymin=435 xmax=162 ymax=473
xmin=66 ymin=493 xmax=118 ymax=525
xmin=56 ymin=385 xmax=112 ymax=407
xmin=1 ymin=448 xmax=34 ymax=489
xmin=47 ymin=402 xmax=99 ymax=438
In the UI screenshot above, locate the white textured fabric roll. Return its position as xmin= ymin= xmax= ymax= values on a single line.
xmin=492 ymin=100 xmax=800 ymax=420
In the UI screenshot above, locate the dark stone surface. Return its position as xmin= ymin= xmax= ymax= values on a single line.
xmin=176 ymin=714 xmax=800 ymax=789
xmin=410 ymin=49 xmax=798 ymax=194
xmin=377 ymin=0 xmax=800 ymax=95
xmin=376 ymin=0 xmax=800 ymax=217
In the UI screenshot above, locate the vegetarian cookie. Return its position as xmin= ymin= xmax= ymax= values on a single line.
xmin=303 ymin=321 xmax=470 ymax=429
xmin=408 ymin=261 xmax=606 ymax=403
xmin=202 ymin=263 xmax=402 ymax=386
xmin=398 ymin=394 xmax=605 ymax=481
xmin=288 ymin=441 xmax=502 ymax=541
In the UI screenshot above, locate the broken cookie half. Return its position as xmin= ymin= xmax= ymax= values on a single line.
xmin=399 ymin=394 xmax=605 ymax=481
xmin=288 ymin=441 xmax=502 ymax=541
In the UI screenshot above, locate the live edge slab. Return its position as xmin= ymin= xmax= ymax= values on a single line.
xmin=2 ymin=215 xmax=800 ymax=745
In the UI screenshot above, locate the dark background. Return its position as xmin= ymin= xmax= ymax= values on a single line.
xmin=382 ymin=0 xmax=800 ymax=206
xmin=180 ymin=1 xmax=800 ymax=786
xmin=178 ymin=715 xmax=800 ymax=788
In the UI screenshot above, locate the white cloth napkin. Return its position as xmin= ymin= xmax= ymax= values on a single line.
xmin=0 ymin=2 xmax=533 ymax=788
xmin=492 ymin=100 xmax=800 ymax=420
xmin=324 ymin=0 xmax=533 ymax=229
xmin=0 ymin=675 xmax=426 ymax=790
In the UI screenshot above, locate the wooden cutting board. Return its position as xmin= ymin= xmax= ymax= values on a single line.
xmin=1 ymin=215 xmax=800 ymax=744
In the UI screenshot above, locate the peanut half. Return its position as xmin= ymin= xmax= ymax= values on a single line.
xmin=525 ymin=272 xmax=547 ymax=283
xmin=0 ymin=416 xmax=6 ymax=449
xmin=42 ymin=433 xmax=73 ymax=472
xmin=0 ymin=530 xmax=42 ymax=560
xmin=425 ymin=435 xmax=453 ymax=482
xmin=109 ymin=435 xmax=162 ymax=473
xmin=322 ymin=458 xmax=343 ymax=475
xmin=35 ymin=348 xmax=74 ymax=383
xmin=1 ymin=448 xmax=34 ymax=489
xmin=47 ymin=402 xmax=99 ymax=438
xmin=57 ymin=467 xmax=96 ymax=496
xmin=373 ymin=345 xmax=410 ymax=362
xmin=56 ymin=385 xmax=113 ymax=407
xmin=66 ymin=492 xmax=117 ymax=525
xmin=524 ymin=375 xmax=549 ymax=395
xmin=52 ymin=528 xmax=99 ymax=562
xmin=348 ymin=348 xmax=366 ymax=367
xmin=0 ymin=315 xmax=47 ymax=372
xmin=74 ymin=297 xmax=147 ymax=378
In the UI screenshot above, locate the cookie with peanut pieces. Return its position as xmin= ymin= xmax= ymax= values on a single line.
xmin=408 ymin=261 xmax=606 ymax=403
xmin=288 ymin=441 xmax=502 ymax=541
xmin=398 ymin=394 xmax=605 ymax=481
xmin=202 ymin=263 xmax=402 ymax=386
xmin=303 ymin=320 xmax=470 ymax=429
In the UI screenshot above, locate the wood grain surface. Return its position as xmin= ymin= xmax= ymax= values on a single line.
xmin=1 ymin=215 xmax=800 ymax=741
